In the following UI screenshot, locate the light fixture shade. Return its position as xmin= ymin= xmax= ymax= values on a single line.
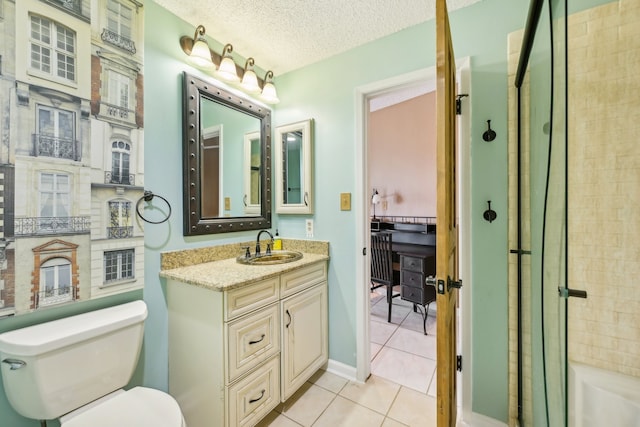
xmin=217 ymin=44 xmax=240 ymax=82
xmin=241 ymin=58 xmax=261 ymax=93
xmin=185 ymin=25 xmax=214 ymax=68
xmin=372 ymin=191 xmax=381 ymax=205
xmin=261 ymin=71 xmax=280 ymax=104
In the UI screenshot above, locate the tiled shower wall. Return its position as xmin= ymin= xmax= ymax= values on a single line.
xmin=567 ymin=0 xmax=640 ymax=378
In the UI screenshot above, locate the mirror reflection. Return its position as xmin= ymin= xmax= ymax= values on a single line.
xmin=183 ymin=72 xmax=271 ymax=235
xmin=243 ymin=131 xmax=261 ymax=214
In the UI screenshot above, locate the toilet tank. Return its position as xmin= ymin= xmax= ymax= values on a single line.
xmin=0 ymin=300 xmax=147 ymax=420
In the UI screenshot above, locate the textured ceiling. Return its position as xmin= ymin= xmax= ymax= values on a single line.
xmin=154 ymin=0 xmax=482 ymax=76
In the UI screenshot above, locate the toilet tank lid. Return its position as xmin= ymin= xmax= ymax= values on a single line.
xmin=0 ymin=300 xmax=148 ymax=357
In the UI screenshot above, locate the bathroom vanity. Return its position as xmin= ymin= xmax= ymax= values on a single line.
xmin=161 ymin=250 xmax=328 ymax=427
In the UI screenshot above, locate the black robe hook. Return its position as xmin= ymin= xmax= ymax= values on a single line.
xmin=483 ymin=200 xmax=497 ymax=223
xmin=483 ymin=120 xmax=496 ymax=142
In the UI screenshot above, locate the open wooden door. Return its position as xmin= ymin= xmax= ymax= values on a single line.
xmin=435 ymin=0 xmax=460 ymax=426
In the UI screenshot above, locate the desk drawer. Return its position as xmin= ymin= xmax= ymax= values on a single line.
xmin=401 ymin=255 xmax=426 ymax=273
xmin=401 ymin=270 xmax=424 ymax=288
xmin=401 ymin=285 xmax=425 ymax=304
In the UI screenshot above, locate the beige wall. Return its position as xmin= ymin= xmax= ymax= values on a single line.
xmin=367 ymin=92 xmax=437 ymax=219
xmin=567 ymin=0 xmax=640 ymax=378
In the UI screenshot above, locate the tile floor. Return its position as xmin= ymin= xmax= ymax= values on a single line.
xmin=257 ymin=288 xmax=438 ymax=427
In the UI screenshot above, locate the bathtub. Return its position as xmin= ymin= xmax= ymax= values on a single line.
xmin=569 ymin=362 xmax=640 ymax=427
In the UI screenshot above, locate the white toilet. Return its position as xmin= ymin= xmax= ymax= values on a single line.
xmin=0 ymin=300 xmax=186 ymax=426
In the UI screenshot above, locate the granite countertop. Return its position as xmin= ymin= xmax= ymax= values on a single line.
xmin=160 ymin=252 xmax=329 ymax=292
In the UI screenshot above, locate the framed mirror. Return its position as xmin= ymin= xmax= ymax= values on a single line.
xmin=275 ymin=119 xmax=313 ymax=214
xmin=182 ymin=72 xmax=271 ymax=235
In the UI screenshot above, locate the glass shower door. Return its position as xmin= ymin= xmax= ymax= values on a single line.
xmin=518 ymin=0 xmax=569 ymax=425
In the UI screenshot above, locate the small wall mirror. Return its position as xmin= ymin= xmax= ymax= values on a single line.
xmin=275 ymin=119 xmax=314 ymax=214
xmin=182 ymin=72 xmax=271 ymax=235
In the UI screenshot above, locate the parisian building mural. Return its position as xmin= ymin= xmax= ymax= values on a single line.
xmin=0 ymin=0 xmax=145 ymax=317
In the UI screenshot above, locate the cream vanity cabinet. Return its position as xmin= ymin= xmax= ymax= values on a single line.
xmin=167 ymin=260 xmax=328 ymax=427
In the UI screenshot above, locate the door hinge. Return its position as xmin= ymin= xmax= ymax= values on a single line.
xmin=456 ymin=94 xmax=469 ymax=115
xmin=457 ymin=355 xmax=462 ymax=372
xmin=362 ymin=247 xmax=367 ymax=256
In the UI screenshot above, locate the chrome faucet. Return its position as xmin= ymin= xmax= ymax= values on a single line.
xmin=255 ymin=229 xmax=274 ymax=257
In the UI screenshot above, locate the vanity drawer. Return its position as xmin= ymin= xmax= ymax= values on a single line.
xmin=227 ymin=355 xmax=280 ymax=427
xmin=280 ymin=262 xmax=327 ymax=297
xmin=226 ymin=304 xmax=280 ymax=383
xmin=225 ymin=277 xmax=280 ymax=321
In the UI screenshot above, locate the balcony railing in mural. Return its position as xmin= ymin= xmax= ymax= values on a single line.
xmin=101 ymin=28 xmax=137 ymax=54
xmin=107 ymin=226 xmax=133 ymax=239
xmin=14 ymin=216 xmax=91 ymax=236
xmin=37 ymin=286 xmax=74 ymax=308
xmin=102 ymin=102 xmax=136 ymax=121
xmin=104 ymin=171 xmax=135 ymax=186
xmin=33 ymin=134 xmax=79 ymax=161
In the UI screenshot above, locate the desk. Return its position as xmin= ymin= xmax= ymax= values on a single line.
xmin=398 ymin=251 xmax=436 ymax=335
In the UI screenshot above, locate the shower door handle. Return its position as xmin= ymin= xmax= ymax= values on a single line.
xmin=558 ymin=287 xmax=587 ymax=299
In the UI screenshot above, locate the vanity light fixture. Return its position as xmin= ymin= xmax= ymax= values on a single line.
xmin=240 ymin=58 xmax=261 ymax=93
xmin=217 ymin=44 xmax=240 ymax=82
xmin=180 ymin=25 xmax=215 ymax=68
xmin=180 ymin=26 xmax=279 ymax=103
xmin=261 ymin=71 xmax=280 ymax=104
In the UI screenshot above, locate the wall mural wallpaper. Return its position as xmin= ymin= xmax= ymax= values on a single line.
xmin=0 ymin=0 xmax=145 ymax=317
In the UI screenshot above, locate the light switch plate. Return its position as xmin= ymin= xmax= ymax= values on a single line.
xmin=305 ymin=219 xmax=314 ymax=238
xmin=340 ymin=193 xmax=351 ymax=211
xmin=224 ymin=197 xmax=231 ymax=211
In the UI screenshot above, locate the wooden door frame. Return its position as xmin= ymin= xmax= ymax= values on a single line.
xmin=354 ymin=57 xmax=471 ymax=419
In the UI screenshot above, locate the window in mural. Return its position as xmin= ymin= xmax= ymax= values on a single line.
xmin=39 ymin=258 xmax=72 ymax=307
xmin=107 ymin=0 xmax=132 ymax=39
xmin=108 ymin=71 xmax=131 ymax=109
xmin=39 ymin=173 xmax=71 ymax=234
xmin=30 ymin=15 xmax=76 ymax=82
xmin=104 ymin=249 xmax=134 ymax=284
xmin=108 ymin=200 xmax=132 ymax=239
xmin=111 ymin=141 xmax=131 ymax=185
xmin=36 ymin=106 xmax=77 ymax=160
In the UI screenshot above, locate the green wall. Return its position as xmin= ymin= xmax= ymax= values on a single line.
xmin=271 ymin=0 xmax=528 ymax=420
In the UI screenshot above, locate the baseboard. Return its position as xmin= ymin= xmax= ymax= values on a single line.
xmin=458 ymin=410 xmax=508 ymax=427
xmin=325 ymin=358 xmax=358 ymax=382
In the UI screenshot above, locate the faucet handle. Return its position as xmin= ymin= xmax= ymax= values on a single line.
xmin=266 ymin=242 xmax=272 ymax=255
xmin=242 ymin=246 xmax=251 ymax=259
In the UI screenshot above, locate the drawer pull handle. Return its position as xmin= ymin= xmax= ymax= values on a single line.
xmin=285 ymin=309 xmax=292 ymax=328
xmin=249 ymin=334 xmax=266 ymax=345
xmin=249 ymin=389 xmax=266 ymax=404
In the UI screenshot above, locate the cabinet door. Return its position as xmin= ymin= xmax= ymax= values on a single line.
xmin=281 ymin=283 xmax=328 ymax=401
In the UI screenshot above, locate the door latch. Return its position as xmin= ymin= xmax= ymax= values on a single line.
xmin=448 ymin=276 xmax=462 ymax=292
xmin=434 ymin=277 xmax=463 ymax=294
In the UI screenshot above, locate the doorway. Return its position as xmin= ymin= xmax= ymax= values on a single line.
xmin=354 ymin=57 xmax=471 ymax=417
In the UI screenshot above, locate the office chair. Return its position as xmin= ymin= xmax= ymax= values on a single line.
xmin=370 ymin=231 xmax=400 ymax=322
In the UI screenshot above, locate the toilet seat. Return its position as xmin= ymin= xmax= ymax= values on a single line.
xmin=60 ymin=387 xmax=185 ymax=427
